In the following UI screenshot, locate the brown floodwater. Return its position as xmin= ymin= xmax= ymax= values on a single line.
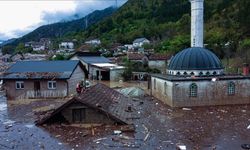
xmin=0 ymin=83 xmax=250 ymax=150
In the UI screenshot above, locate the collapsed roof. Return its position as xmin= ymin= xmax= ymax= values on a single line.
xmin=37 ymin=83 xmax=134 ymax=125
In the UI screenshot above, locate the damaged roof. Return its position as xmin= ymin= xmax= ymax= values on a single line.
xmin=37 ymin=83 xmax=134 ymax=125
xmin=2 ymin=60 xmax=81 ymax=80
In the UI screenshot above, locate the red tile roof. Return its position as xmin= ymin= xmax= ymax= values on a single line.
xmin=148 ymin=54 xmax=170 ymax=60
xmin=127 ymin=53 xmax=144 ymax=60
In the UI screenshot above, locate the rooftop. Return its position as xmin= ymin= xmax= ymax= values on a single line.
xmin=133 ymin=38 xmax=149 ymax=43
xmin=151 ymin=73 xmax=249 ymax=81
xmin=2 ymin=60 xmax=81 ymax=80
xmin=79 ymin=56 xmax=111 ymax=64
xmin=168 ymin=47 xmax=223 ymax=71
xmin=37 ymin=83 xmax=134 ymax=125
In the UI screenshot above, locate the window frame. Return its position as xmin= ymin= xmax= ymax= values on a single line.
xmin=48 ymin=81 xmax=57 ymax=90
xmin=16 ymin=81 xmax=24 ymax=90
xmin=154 ymin=79 xmax=156 ymax=90
xmin=189 ymin=83 xmax=198 ymax=97
xmin=164 ymin=82 xmax=167 ymax=95
xmin=228 ymin=82 xmax=235 ymax=96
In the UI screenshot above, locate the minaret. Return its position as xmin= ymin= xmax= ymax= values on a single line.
xmin=190 ymin=0 xmax=204 ymax=47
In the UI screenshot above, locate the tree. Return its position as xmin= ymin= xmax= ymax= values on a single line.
xmin=2 ymin=45 xmax=15 ymax=54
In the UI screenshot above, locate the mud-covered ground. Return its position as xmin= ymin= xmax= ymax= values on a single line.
xmin=0 ymin=83 xmax=250 ymax=150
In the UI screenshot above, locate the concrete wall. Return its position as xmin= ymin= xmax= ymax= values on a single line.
xmin=151 ymin=77 xmax=174 ymax=106
xmin=61 ymin=102 xmax=115 ymax=124
xmin=67 ymin=65 xmax=85 ymax=95
xmin=151 ymin=76 xmax=250 ymax=107
xmin=5 ymin=80 xmax=67 ymax=100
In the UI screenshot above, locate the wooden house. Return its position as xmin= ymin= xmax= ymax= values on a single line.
xmin=2 ymin=60 xmax=87 ymax=100
xmin=36 ymin=83 xmax=133 ymax=125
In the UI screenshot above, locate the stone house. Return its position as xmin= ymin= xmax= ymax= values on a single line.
xmin=59 ymin=42 xmax=74 ymax=51
xmin=85 ymin=39 xmax=101 ymax=45
xmin=127 ymin=53 xmax=170 ymax=73
xmin=70 ymin=52 xmax=124 ymax=81
xmin=133 ymin=38 xmax=150 ymax=48
xmin=37 ymin=83 xmax=133 ymax=125
xmin=2 ymin=60 xmax=87 ymax=100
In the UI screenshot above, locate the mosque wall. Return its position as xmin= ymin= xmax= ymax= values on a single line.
xmin=151 ymin=76 xmax=250 ymax=107
xmin=151 ymin=77 xmax=174 ymax=107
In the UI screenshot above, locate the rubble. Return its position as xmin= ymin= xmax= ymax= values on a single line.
xmin=116 ymin=87 xmax=145 ymax=97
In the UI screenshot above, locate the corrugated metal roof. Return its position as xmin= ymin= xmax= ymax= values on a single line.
xmin=79 ymin=56 xmax=111 ymax=64
xmin=3 ymin=60 xmax=79 ymax=79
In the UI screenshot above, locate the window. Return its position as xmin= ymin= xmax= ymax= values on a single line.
xmin=199 ymin=72 xmax=203 ymax=76
xmin=228 ymin=82 xmax=235 ymax=95
xmin=184 ymin=72 xmax=187 ymax=76
xmin=177 ymin=72 xmax=181 ymax=76
xmin=190 ymin=72 xmax=195 ymax=76
xmin=164 ymin=82 xmax=167 ymax=95
xmin=48 ymin=81 xmax=56 ymax=89
xmin=72 ymin=108 xmax=86 ymax=123
xmin=213 ymin=71 xmax=217 ymax=75
xmin=189 ymin=83 xmax=198 ymax=97
xmin=154 ymin=79 xmax=156 ymax=90
xmin=206 ymin=72 xmax=210 ymax=76
xmin=16 ymin=81 xmax=24 ymax=89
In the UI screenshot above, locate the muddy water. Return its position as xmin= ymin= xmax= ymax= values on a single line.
xmin=0 ymin=87 xmax=250 ymax=149
xmin=0 ymin=94 xmax=70 ymax=150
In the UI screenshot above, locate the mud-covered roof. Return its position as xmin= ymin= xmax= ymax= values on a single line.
xmin=2 ymin=60 xmax=80 ymax=80
xmin=37 ymin=83 xmax=134 ymax=125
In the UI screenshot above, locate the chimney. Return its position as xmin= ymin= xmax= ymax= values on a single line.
xmin=243 ymin=63 xmax=249 ymax=76
xmin=190 ymin=0 xmax=204 ymax=47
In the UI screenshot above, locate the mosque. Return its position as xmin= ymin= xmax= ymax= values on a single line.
xmin=151 ymin=0 xmax=250 ymax=107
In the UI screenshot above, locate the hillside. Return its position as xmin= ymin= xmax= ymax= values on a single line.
xmin=9 ymin=7 xmax=117 ymax=46
xmin=70 ymin=0 xmax=250 ymax=62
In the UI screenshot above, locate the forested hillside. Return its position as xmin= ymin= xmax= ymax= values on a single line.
xmin=71 ymin=0 xmax=250 ymax=63
xmin=9 ymin=7 xmax=117 ymax=46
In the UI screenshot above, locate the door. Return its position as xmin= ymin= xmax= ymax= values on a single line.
xmin=34 ymin=81 xmax=41 ymax=97
xmin=72 ymin=108 xmax=86 ymax=123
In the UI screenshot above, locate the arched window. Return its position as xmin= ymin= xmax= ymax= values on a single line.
xmin=154 ymin=79 xmax=156 ymax=90
xmin=177 ymin=72 xmax=181 ymax=76
xmin=190 ymin=72 xmax=195 ymax=76
xmin=228 ymin=82 xmax=235 ymax=95
xmin=206 ymin=72 xmax=210 ymax=76
xmin=199 ymin=72 xmax=203 ymax=76
xmin=164 ymin=82 xmax=167 ymax=95
xmin=184 ymin=72 xmax=187 ymax=76
xmin=189 ymin=83 xmax=198 ymax=97
xmin=213 ymin=71 xmax=217 ymax=75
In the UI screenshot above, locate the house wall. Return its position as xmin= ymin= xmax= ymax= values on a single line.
xmin=148 ymin=60 xmax=166 ymax=74
xmin=61 ymin=102 xmax=115 ymax=124
xmin=151 ymin=76 xmax=250 ymax=107
xmin=5 ymin=80 xmax=67 ymax=100
xmin=70 ymin=56 xmax=89 ymax=72
xmin=67 ymin=65 xmax=85 ymax=94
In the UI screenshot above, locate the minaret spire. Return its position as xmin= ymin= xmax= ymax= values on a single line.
xmin=189 ymin=0 xmax=204 ymax=47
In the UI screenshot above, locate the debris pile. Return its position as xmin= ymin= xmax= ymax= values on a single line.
xmin=116 ymin=87 xmax=145 ymax=97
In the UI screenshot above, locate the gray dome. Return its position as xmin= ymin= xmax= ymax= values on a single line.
xmin=168 ymin=47 xmax=223 ymax=70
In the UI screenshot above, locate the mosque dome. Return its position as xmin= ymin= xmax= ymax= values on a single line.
xmin=168 ymin=47 xmax=224 ymax=76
